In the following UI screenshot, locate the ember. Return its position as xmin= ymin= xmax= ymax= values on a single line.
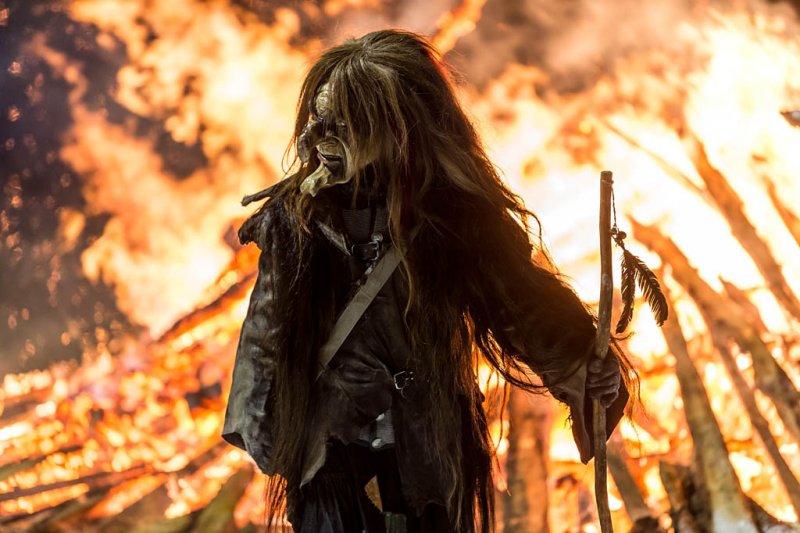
xmin=1 ymin=0 xmax=800 ymax=531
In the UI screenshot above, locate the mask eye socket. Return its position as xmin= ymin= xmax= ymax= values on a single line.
xmin=334 ymin=121 xmax=349 ymax=143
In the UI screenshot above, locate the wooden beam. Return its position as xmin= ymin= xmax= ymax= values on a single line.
xmin=659 ymin=289 xmax=758 ymax=532
xmin=190 ymin=465 xmax=253 ymax=533
xmin=764 ymin=177 xmax=800 ymax=249
xmin=606 ymin=432 xmax=664 ymax=532
xmin=503 ymin=387 xmax=550 ymax=533
xmin=631 ymin=220 xmax=800 ymax=446
xmin=682 ymin=134 xmax=800 ymax=321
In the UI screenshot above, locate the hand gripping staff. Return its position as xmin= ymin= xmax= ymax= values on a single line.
xmin=594 ymin=171 xmax=668 ymax=532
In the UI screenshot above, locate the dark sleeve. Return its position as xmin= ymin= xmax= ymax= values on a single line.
xmin=221 ymin=211 xmax=280 ymax=475
xmin=477 ymin=224 xmax=628 ymax=464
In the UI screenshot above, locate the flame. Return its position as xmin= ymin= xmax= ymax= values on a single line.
xmin=3 ymin=0 xmax=800 ymax=529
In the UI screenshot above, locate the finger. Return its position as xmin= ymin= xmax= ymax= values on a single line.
xmin=587 ymin=387 xmax=619 ymax=407
xmin=587 ymin=371 xmax=620 ymax=386
xmin=600 ymin=357 xmax=620 ymax=372
xmin=588 ymin=356 xmax=619 ymax=374
xmin=598 ymin=366 xmax=622 ymax=381
xmin=601 ymin=391 xmax=619 ymax=407
xmin=587 ymin=383 xmax=620 ymax=398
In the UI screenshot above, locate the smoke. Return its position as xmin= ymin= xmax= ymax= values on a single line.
xmin=449 ymin=0 xmax=693 ymax=90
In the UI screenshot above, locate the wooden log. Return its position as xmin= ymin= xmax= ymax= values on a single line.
xmin=660 ymin=462 xmax=800 ymax=533
xmin=0 ymin=389 xmax=52 ymax=420
xmin=503 ymin=387 xmax=551 ymax=533
xmin=599 ymin=119 xmax=711 ymax=203
xmin=0 ymin=502 xmax=60 ymax=531
xmin=631 ymin=220 xmax=800 ymax=445
xmin=606 ymin=432 xmax=665 ymax=532
xmin=157 ymin=271 xmax=257 ymax=346
xmin=92 ymin=441 xmax=228 ymax=533
xmin=0 ymin=431 xmax=87 ymax=471
xmin=659 ymin=289 xmax=758 ymax=532
xmin=720 ymin=278 xmax=769 ymax=335
xmin=763 ymin=177 xmax=800 ymax=249
xmin=190 ymin=464 xmax=254 ymax=533
xmin=0 ymin=483 xmax=112 ymax=530
xmin=706 ymin=320 xmax=800 ymax=517
xmin=658 ymin=462 xmax=703 ymax=533
xmin=0 ymin=456 xmax=50 ymax=485
xmin=682 ymin=133 xmax=800 ymax=321
xmin=0 ymin=445 xmax=84 ymax=481
xmin=0 ymin=464 xmax=147 ymax=502
xmin=748 ymin=499 xmax=800 ymax=533
xmin=132 ymin=511 xmax=198 ymax=533
xmin=24 ymin=487 xmax=111 ymax=532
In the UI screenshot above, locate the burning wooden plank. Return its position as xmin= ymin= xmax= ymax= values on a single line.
xmin=503 ymin=387 xmax=550 ymax=533
xmin=659 ymin=288 xmax=759 ymax=532
xmin=720 ymin=278 xmax=770 ymax=335
xmin=705 ymin=319 xmax=800 ymax=517
xmin=632 ymin=220 xmax=800 ymax=448
xmin=659 ymin=462 xmax=800 ymax=533
xmin=91 ymin=442 xmax=227 ymax=532
xmin=682 ymin=133 xmax=800 ymax=322
xmin=659 ymin=462 xmax=703 ymax=533
xmin=763 ymin=178 xmax=800 ymax=250
xmin=191 ymin=464 xmax=253 ymax=533
xmin=0 ymin=465 xmax=148 ymax=503
xmin=606 ymin=433 xmax=664 ymax=532
xmin=1 ymin=486 xmax=110 ymax=532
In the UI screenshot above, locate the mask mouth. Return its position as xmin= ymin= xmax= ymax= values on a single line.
xmin=317 ymin=150 xmax=342 ymax=166
xmin=299 ymin=137 xmax=351 ymax=197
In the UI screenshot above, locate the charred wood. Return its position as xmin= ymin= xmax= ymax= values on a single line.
xmin=0 ymin=390 xmax=52 ymax=421
xmin=0 ymin=484 xmax=111 ymax=530
xmin=748 ymin=499 xmax=800 ymax=533
xmin=131 ymin=510 xmax=199 ymax=533
xmin=0 ymin=456 xmax=51 ymax=485
xmin=658 ymin=462 xmax=703 ymax=533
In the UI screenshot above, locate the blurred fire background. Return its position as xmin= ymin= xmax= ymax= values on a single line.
xmin=2 ymin=0 xmax=800 ymax=531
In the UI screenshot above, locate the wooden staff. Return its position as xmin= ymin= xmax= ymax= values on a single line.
xmin=594 ymin=170 xmax=614 ymax=533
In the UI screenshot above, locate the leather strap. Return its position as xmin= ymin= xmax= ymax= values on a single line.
xmin=315 ymin=244 xmax=402 ymax=381
xmin=316 ymin=220 xmax=350 ymax=255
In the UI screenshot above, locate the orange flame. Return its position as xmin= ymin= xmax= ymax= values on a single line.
xmin=2 ymin=0 xmax=800 ymax=530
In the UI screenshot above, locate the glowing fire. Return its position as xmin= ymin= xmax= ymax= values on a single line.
xmin=2 ymin=0 xmax=800 ymax=531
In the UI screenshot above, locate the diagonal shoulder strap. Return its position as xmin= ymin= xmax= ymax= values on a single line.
xmin=315 ymin=245 xmax=402 ymax=381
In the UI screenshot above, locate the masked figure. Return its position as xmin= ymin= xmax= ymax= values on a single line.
xmin=221 ymin=29 xmax=631 ymax=533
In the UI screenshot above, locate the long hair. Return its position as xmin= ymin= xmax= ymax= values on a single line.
xmin=261 ymin=29 xmax=637 ymax=532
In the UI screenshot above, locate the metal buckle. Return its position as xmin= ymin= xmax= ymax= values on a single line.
xmin=349 ymin=233 xmax=384 ymax=262
xmin=393 ymin=370 xmax=415 ymax=399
